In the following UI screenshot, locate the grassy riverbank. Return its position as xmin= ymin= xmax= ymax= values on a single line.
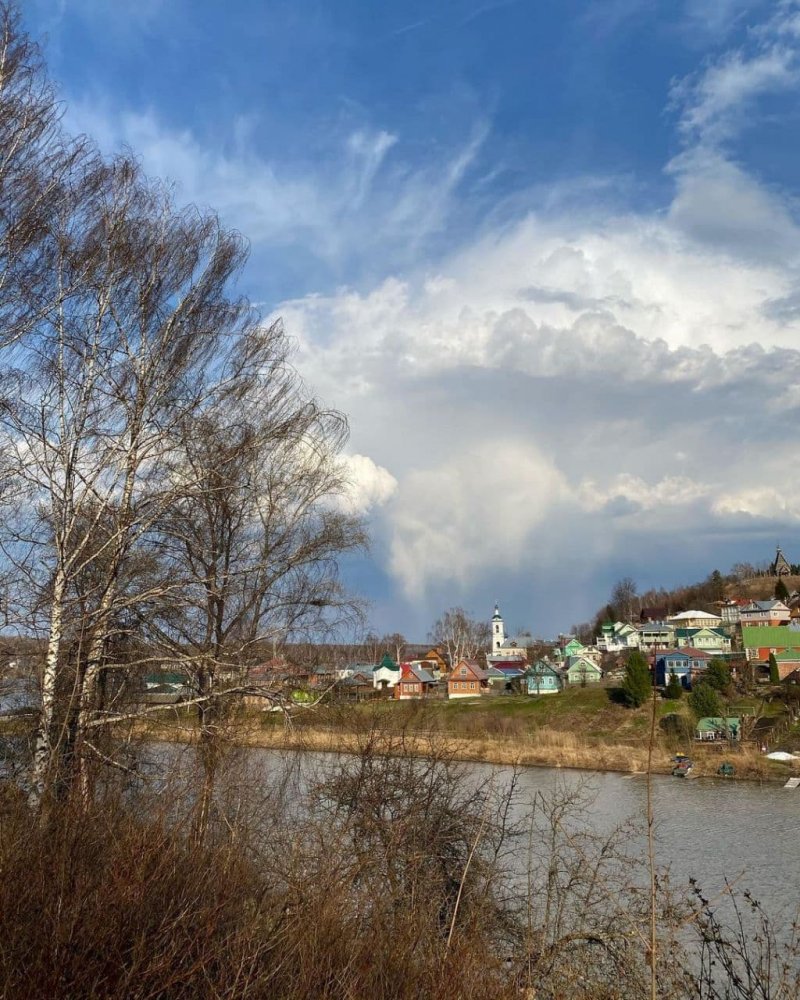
xmin=143 ymin=686 xmax=800 ymax=783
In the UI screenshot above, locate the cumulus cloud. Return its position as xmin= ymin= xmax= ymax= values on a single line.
xmin=389 ymin=442 xmax=569 ymax=599
xmin=43 ymin=0 xmax=800 ymax=630
xmin=337 ymin=454 xmax=398 ymax=515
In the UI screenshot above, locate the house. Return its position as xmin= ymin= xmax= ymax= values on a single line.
xmin=394 ymin=663 xmax=437 ymax=700
xmin=667 ymin=610 xmax=723 ymax=630
xmin=561 ymin=637 xmax=586 ymax=658
xmin=596 ymin=621 xmax=641 ymax=653
xmin=637 ymin=622 xmax=675 ymax=652
xmin=372 ymin=653 xmax=401 ymax=690
xmin=307 ymin=665 xmax=336 ymax=688
xmin=741 ymin=626 xmax=800 ymax=663
xmin=524 ymin=659 xmax=562 ymax=696
xmin=336 ymin=662 xmax=376 ymax=681
xmin=448 ymin=660 xmax=489 ymax=698
xmin=418 ymin=647 xmax=449 ymax=676
xmin=564 ymin=655 xmax=603 ymax=685
xmin=640 ymin=606 xmax=668 ymax=623
xmin=695 ymin=717 xmax=742 ymax=741
xmin=719 ymin=598 xmax=756 ymax=625
xmin=772 ymin=651 xmax=800 ymax=681
xmin=674 ymin=627 xmax=731 ymax=655
xmin=654 ymin=648 xmax=711 ymax=687
xmin=141 ymin=671 xmax=191 ymax=704
xmin=335 ymin=671 xmax=376 ymax=702
xmin=739 ymin=601 xmax=791 ymax=628
xmin=486 ymin=662 xmax=526 ymax=691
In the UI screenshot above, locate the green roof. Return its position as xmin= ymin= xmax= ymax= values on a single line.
xmin=145 ymin=671 xmax=188 ymax=685
xmin=375 ymin=653 xmax=399 ymax=671
xmin=741 ymin=626 xmax=800 ymax=647
xmin=773 ymin=650 xmax=800 ymax=661
xmin=696 ymin=717 xmax=741 ymax=732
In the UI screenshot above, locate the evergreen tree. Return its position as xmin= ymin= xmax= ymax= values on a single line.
xmin=665 ymin=672 xmax=683 ymax=699
xmin=621 ymin=650 xmax=651 ymax=708
xmin=769 ymin=652 xmax=780 ymax=685
xmin=775 ymin=578 xmax=789 ymax=603
xmin=688 ymin=681 xmax=721 ymax=719
xmin=704 ymin=660 xmax=731 ymax=693
xmin=708 ymin=569 xmax=725 ymax=602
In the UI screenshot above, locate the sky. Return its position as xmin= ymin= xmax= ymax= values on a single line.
xmin=23 ymin=0 xmax=800 ymax=641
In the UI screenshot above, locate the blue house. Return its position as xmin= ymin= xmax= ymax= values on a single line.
xmin=524 ymin=660 xmax=562 ymax=696
xmin=655 ymin=648 xmax=711 ymax=688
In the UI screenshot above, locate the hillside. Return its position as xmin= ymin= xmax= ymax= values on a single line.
xmin=727 ymin=576 xmax=800 ymax=601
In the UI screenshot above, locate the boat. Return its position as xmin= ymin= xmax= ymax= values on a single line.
xmin=672 ymin=754 xmax=694 ymax=778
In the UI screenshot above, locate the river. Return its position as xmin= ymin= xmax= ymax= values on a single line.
xmin=238 ymin=749 xmax=800 ymax=929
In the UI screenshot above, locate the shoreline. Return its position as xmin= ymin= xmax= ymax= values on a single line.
xmin=145 ymin=719 xmax=796 ymax=784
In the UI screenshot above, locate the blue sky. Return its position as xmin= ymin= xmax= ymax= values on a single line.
xmin=24 ymin=0 xmax=800 ymax=641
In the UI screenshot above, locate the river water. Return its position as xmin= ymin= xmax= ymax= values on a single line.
xmin=507 ymin=764 xmax=798 ymax=918
xmin=242 ymin=750 xmax=800 ymax=929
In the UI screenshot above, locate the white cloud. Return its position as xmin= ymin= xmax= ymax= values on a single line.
xmin=389 ymin=442 xmax=569 ymax=599
xmin=682 ymin=0 xmax=757 ymax=38
xmin=674 ymin=46 xmax=797 ymax=144
xmin=46 ymin=0 xmax=800 ymax=628
xmin=61 ymin=102 xmax=487 ymax=281
xmin=578 ymin=474 xmax=713 ymax=514
xmin=337 ymin=454 xmax=398 ymax=515
xmin=714 ymin=487 xmax=800 ymax=521
xmin=672 ymin=2 xmax=800 ymax=146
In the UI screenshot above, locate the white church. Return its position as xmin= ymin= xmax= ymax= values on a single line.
xmin=489 ymin=604 xmax=531 ymax=663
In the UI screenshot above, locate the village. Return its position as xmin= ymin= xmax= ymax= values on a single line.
xmin=198 ymin=547 xmax=800 ymax=759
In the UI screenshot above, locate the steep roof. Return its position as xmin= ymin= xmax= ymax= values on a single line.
xmin=374 ymin=653 xmax=399 ymax=672
xmin=450 ymin=660 xmax=488 ymax=681
xmin=525 ymin=659 xmax=561 ymax=677
xmin=401 ymin=664 xmax=436 ymax=684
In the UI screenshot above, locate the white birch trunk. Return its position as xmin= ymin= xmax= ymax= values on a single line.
xmin=28 ymin=567 xmax=66 ymax=809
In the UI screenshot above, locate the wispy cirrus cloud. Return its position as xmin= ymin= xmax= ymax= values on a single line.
xmin=63 ymin=101 xmax=490 ymax=290
xmin=671 ymin=1 xmax=800 ymax=146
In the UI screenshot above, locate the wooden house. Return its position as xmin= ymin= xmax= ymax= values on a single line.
xmin=524 ymin=660 xmax=562 ymax=696
xmin=447 ymin=660 xmax=489 ymax=699
xmin=394 ymin=663 xmax=437 ymax=699
xmin=564 ymin=656 xmax=603 ymax=685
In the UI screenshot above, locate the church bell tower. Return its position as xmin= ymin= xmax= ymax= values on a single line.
xmin=492 ymin=603 xmax=505 ymax=652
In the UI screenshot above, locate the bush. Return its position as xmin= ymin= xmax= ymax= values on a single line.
xmin=659 ymin=712 xmax=694 ymax=740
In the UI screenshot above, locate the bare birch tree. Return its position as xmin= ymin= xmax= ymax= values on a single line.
xmin=429 ymin=607 xmax=491 ymax=671
xmin=139 ymin=324 xmax=366 ymax=836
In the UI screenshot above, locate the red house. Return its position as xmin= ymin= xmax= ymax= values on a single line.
xmin=394 ymin=663 xmax=437 ymax=699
